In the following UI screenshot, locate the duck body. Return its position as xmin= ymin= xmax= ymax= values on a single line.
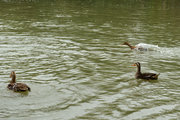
xmin=122 ymin=42 xmax=148 ymax=51
xmin=134 ymin=46 xmax=148 ymax=51
xmin=7 ymin=71 xmax=31 ymax=92
xmin=133 ymin=62 xmax=160 ymax=80
xmin=135 ymin=72 xmax=159 ymax=80
xmin=8 ymin=83 xmax=31 ymax=92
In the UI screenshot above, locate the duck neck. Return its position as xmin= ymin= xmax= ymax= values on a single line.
xmin=126 ymin=43 xmax=135 ymax=49
xmin=11 ymin=75 xmax=16 ymax=83
xmin=136 ymin=64 xmax=141 ymax=74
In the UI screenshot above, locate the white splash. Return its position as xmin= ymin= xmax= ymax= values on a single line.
xmin=135 ymin=43 xmax=160 ymax=51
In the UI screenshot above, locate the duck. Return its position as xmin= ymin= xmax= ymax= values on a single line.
xmin=132 ymin=62 xmax=160 ymax=80
xmin=122 ymin=42 xmax=147 ymax=51
xmin=7 ymin=71 xmax=31 ymax=92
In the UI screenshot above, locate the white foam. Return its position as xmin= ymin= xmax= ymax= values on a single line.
xmin=135 ymin=43 xmax=160 ymax=51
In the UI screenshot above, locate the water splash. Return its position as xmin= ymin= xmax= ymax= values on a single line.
xmin=135 ymin=43 xmax=180 ymax=58
xmin=135 ymin=43 xmax=160 ymax=51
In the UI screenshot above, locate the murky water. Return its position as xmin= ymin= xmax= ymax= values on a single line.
xmin=0 ymin=0 xmax=180 ymax=120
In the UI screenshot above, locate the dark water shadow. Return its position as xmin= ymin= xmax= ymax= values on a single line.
xmin=7 ymin=89 xmax=30 ymax=97
xmin=136 ymin=79 xmax=159 ymax=86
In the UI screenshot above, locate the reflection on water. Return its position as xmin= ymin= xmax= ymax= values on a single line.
xmin=0 ymin=0 xmax=180 ymax=120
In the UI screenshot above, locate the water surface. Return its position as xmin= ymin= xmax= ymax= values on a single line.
xmin=0 ymin=0 xmax=180 ymax=120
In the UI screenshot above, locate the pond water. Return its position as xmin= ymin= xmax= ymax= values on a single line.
xmin=0 ymin=0 xmax=180 ymax=120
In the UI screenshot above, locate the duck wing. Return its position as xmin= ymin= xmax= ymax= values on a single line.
xmin=137 ymin=47 xmax=148 ymax=51
xmin=141 ymin=73 xmax=160 ymax=80
xmin=14 ymin=83 xmax=31 ymax=92
xmin=135 ymin=44 xmax=148 ymax=51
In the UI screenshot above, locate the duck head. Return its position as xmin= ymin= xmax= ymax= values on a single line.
xmin=122 ymin=42 xmax=129 ymax=45
xmin=10 ymin=71 xmax=16 ymax=83
xmin=132 ymin=62 xmax=141 ymax=73
xmin=132 ymin=62 xmax=140 ymax=67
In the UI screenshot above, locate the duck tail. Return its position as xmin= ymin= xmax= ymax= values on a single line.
xmin=28 ymin=87 xmax=31 ymax=92
xmin=154 ymin=73 xmax=160 ymax=79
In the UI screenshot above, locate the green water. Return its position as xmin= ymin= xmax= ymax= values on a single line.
xmin=0 ymin=0 xmax=180 ymax=120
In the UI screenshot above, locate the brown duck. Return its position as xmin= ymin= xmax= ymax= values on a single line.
xmin=7 ymin=71 xmax=31 ymax=92
xmin=122 ymin=42 xmax=147 ymax=51
xmin=132 ymin=62 xmax=160 ymax=80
